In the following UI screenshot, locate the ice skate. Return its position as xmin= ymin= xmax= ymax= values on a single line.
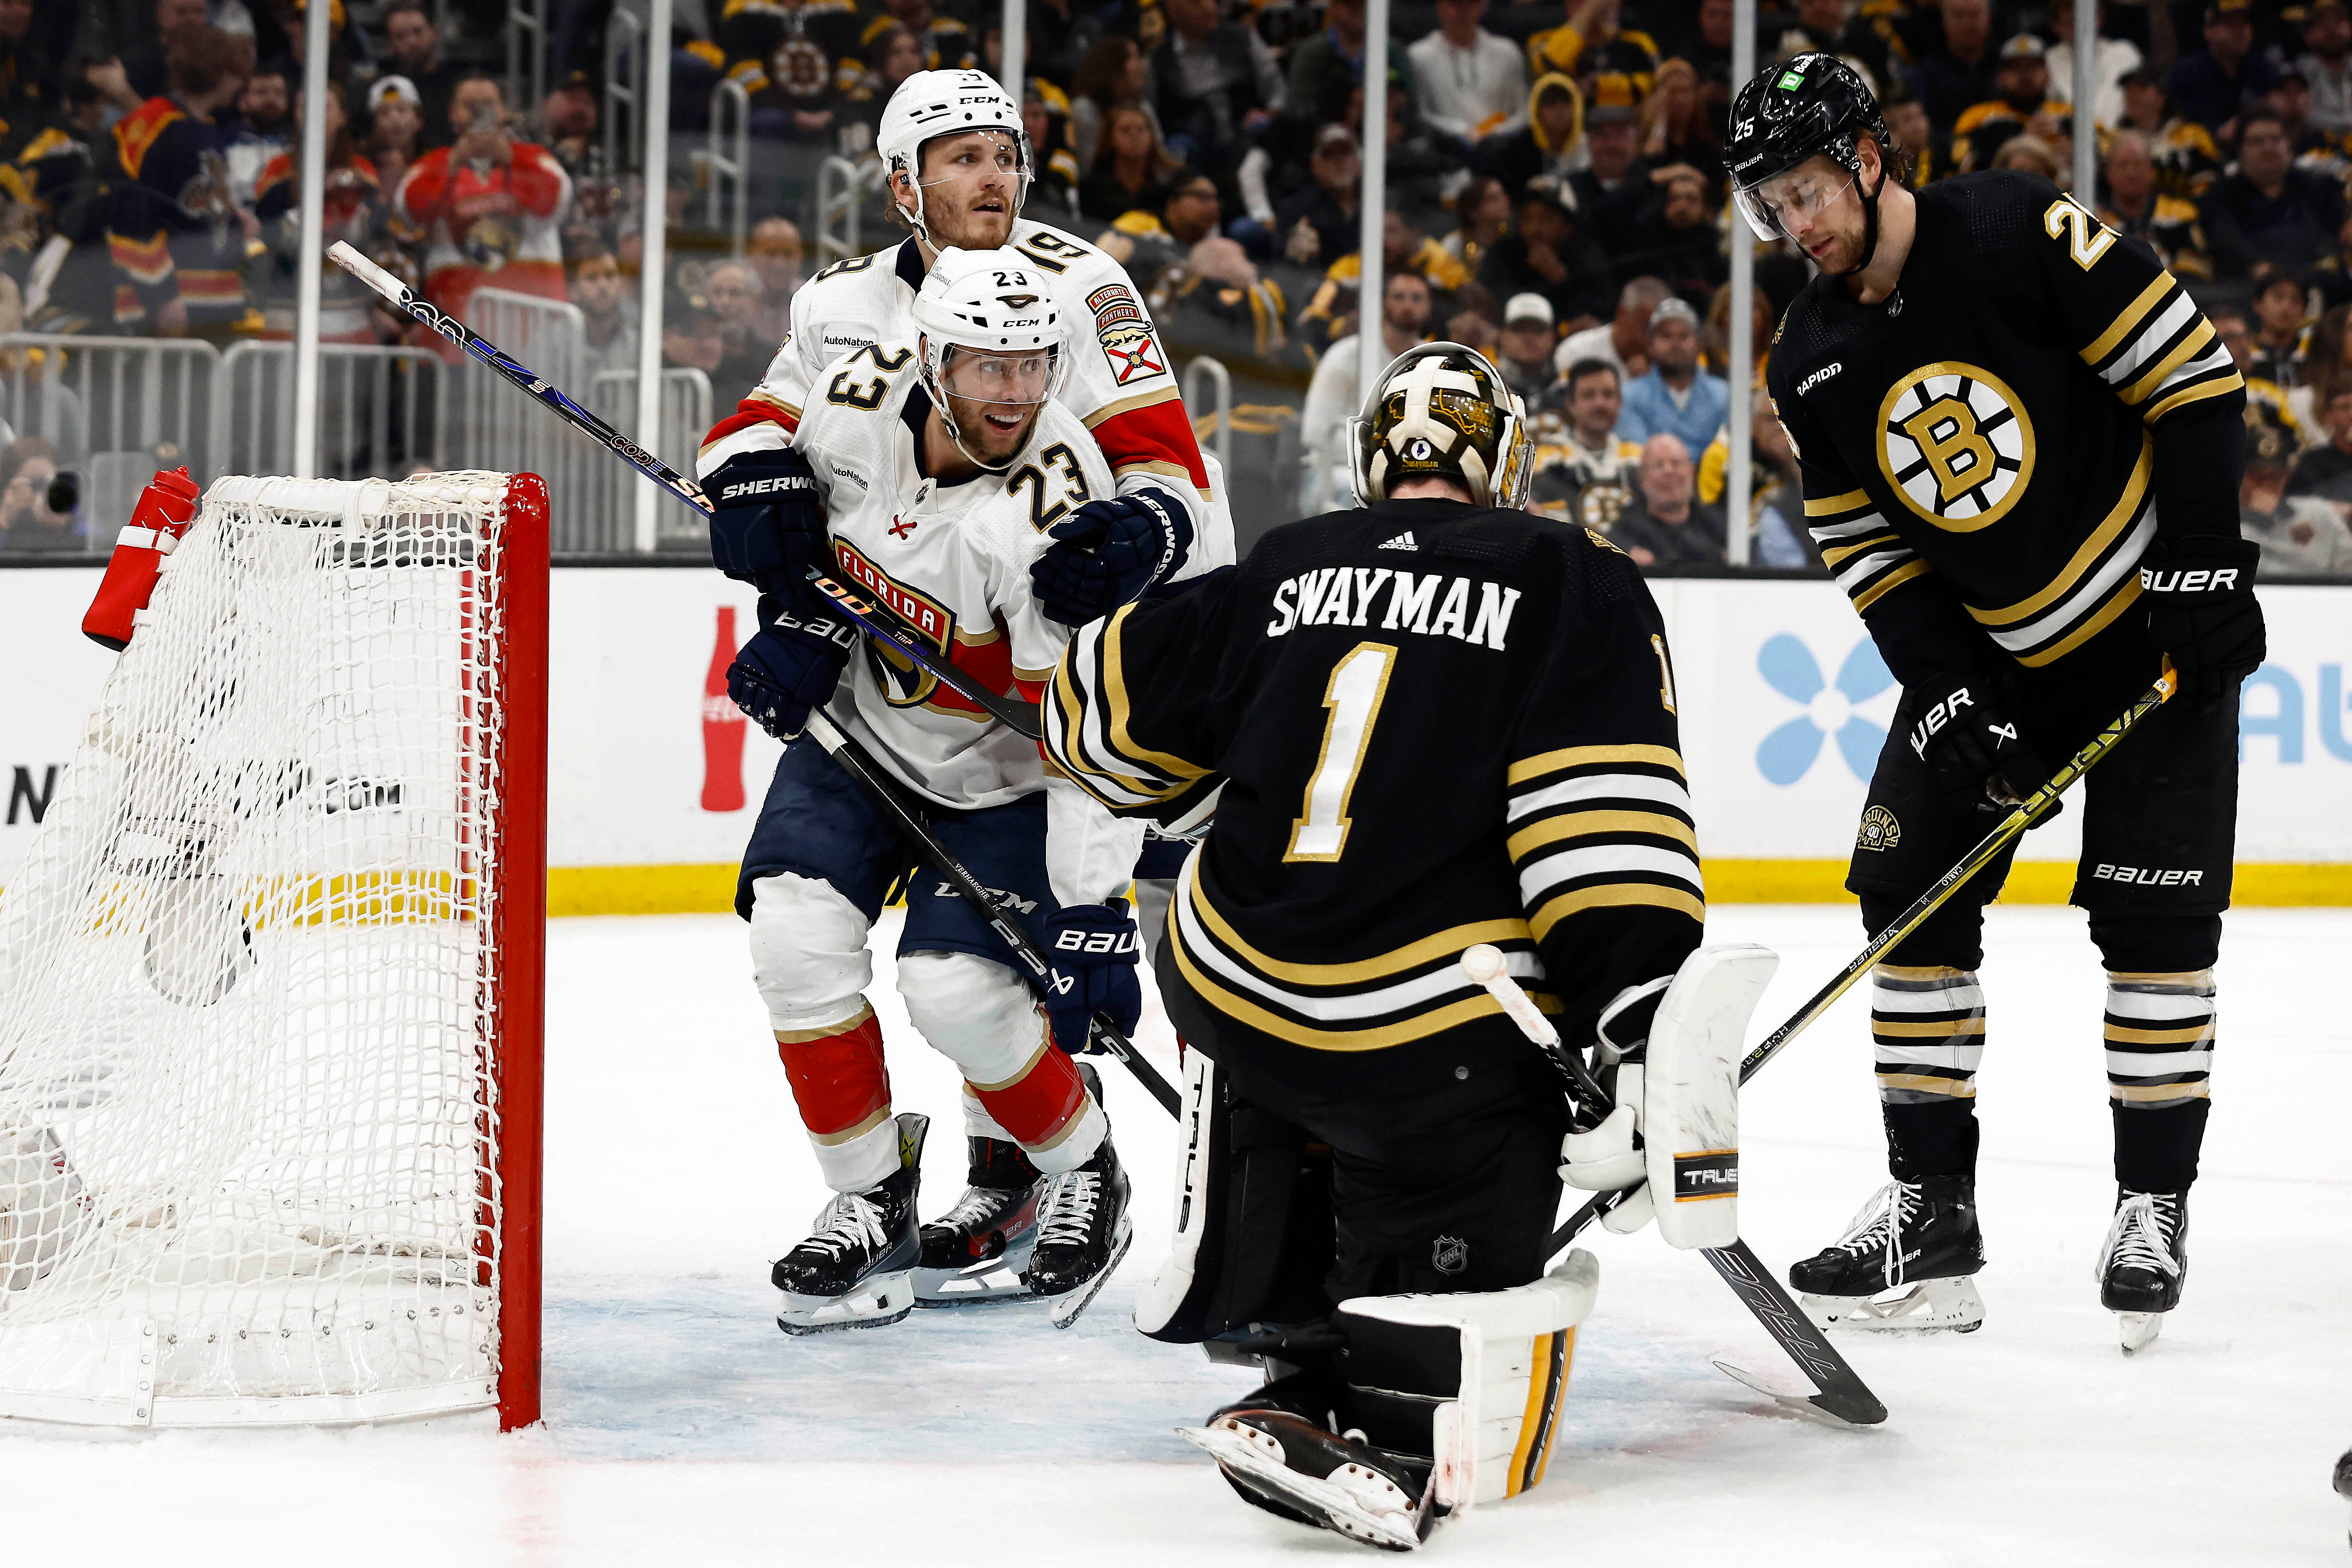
xmin=773 ymin=1113 xmax=926 ymax=1334
xmin=1179 ymin=1392 xmax=1435 ymax=1552
xmin=914 ymin=1133 xmax=1041 ymax=1306
xmin=1789 ymin=1175 xmax=1986 ymax=1333
xmin=1021 ymin=1133 xmax=1132 ymax=1329
xmin=2331 ymin=1446 xmax=2352 ymax=1547
xmin=2097 ymin=1188 xmax=2187 ymax=1354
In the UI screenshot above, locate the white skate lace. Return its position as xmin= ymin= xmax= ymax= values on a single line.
xmin=1034 ymin=1170 xmax=1102 ymax=1249
xmin=936 ymin=1184 xmax=1016 ymax=1232
xmin=801 ymin=1190 xmax=891 ymax=1260
xmin=1828 ymin=1180 xmax=1924 ymax=1290
xmin=2096 ymin=1192 xmax=2181 ymax=1283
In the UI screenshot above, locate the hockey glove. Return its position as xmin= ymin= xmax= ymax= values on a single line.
xmin=706 ymin=448 xmax=827 ymax=592
xmin=726 ymin=591 xmax=858 ymax=740
xmin=1559 ymin=1068 xmax=1656 ymax=1237
xmin=1029 ymin=487 xmax=1193 ymax=624
xmin=2140 ymin=534 xmax=2265 ymax=710
xmin=1903 ymin=672 xmax=2051 ymax=824
xmin=1042 ymin=898 xmax=1143 ymax=1054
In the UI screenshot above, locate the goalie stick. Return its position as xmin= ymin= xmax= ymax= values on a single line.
xmin=1460 ymin=947 xmax=1888 ymax=1430
xmin=325 ymin=241 xmax=1042 ymax=739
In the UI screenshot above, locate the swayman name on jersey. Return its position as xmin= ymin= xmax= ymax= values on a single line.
xmin=1042 ymin=501 xmax=1702 ymax=1096
xmin=697 ymin=223 xmax=1229 ymax=560
xmin=1767 ymin=170 xmax=2245 ymax=681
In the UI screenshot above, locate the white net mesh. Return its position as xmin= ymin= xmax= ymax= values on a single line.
xmin=0 ymin=472 xmax=530 ymax=1427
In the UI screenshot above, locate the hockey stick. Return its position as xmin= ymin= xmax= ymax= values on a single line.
xmin=1461 ymin=948 xmax=1888 ymax=1429
xmin=325 ymin=240 xmax=1042 ymax=739
xmin=804 ymin=711 xmax=1181 ymax=1117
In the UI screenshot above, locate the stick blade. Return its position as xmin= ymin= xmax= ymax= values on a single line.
xmin=1712 ymin=1358 xmax=1883 ymax=1429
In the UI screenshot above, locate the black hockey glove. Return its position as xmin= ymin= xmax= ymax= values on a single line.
xmin=1903 ymin=672 xmax=2052 ymax=825
xmin=726 ymin=591 xmax=858 ymax=740
xmin=2140 ymin=535 xmax=2265 ymax=710
xmin=706 ymin=448 xmax=826 ymax=592
xmin=1041 ymin=898 xmax=1143 ymax=1054
xmin=1029 ymin=487 xmax=1193 ymax=624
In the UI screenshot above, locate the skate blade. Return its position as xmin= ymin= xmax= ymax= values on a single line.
xmin=776 ymin=1270 xmax=916 ymax=1335
xmin=2116 ymin=1311 xmax=2164 ymax=1354
xmin=1800 ymin=1276 xmax=1984 ymax=1334
xmin=1041 ymin=1216 xmax=1134 ymax=1330
xmin=1710 ymin=1360 xmax=1871 ymax=1430
xmin=915 ymin=1247 xmax=1039 ymax=1307
xmin=1178 ymin=1422 xmax=1426 ymax=1551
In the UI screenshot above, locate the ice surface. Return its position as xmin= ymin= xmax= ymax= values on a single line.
xmin=3 ymin=905 xmax=2346 ymax=1566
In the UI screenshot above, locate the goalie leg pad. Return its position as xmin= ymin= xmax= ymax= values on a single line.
xmin=1642 ymin=944 xmax=1778 ymax=1250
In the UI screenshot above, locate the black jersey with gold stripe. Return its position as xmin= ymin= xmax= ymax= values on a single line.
xmin=1766 ymin=171 xmax=2245 ymax=686
xmin=1044 ymin=497 xmax=1702 ymax=1096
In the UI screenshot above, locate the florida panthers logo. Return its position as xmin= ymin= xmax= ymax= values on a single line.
xmin=1876 ymin=363 xmax=2034 ymax=532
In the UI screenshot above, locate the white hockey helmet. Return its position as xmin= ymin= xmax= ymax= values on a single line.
xmin=1349 ymin=342 xmax=1535 ymax=512
xmin=878 ymin=69 xmax=1032 ymax=243
xmin=913 ymin=247 xmax=1067 ymax=469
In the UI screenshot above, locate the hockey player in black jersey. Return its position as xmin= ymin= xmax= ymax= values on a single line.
xmin=1734 ymin=54 xmax=2264 ymax=1352
xmin=1040 ymin=346 xmax=1759 ymax=1548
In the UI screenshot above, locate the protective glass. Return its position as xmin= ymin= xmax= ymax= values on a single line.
xmin=940 ymin=344 xmax=1060 ymax=406
xmin=1732 ymin=164 xmax=1856 ymax=242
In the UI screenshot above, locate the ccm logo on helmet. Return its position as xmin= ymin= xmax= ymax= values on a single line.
xmin=1908 ymin=686 xmax=1975 ymax=759
xmin=2140 ymin=566 xmax=2241 ymax=593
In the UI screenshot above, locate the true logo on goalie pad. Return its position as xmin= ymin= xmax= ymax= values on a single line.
xmin=1673 ymin=1150 xmax=1739 ymax=1201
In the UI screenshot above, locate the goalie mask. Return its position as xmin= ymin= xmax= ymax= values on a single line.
xmin=1349 ymin=343 xmax=1535 ymax=512
xmin=912 ymin=247 xmax=1066 ymax=472
xmin=879 ymin=69 xmax=1034 ymax=247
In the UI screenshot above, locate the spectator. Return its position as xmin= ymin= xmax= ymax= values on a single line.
xmin=2288 ymin=381 xmax=2352 ymax=498
xmin=1990 ymin=132 xmax=2062 ymax=182
xmin=1908 ymin=0 xmax=1997 ymax=130
xmin=1629 ymin=170 xmax=1725 ymax=298
xmin=1408 ymin=0 xmax=1526 ymax=147
xmin=1882 ymin=86 xmax=1955 ymax=188
xmin=0 ymin=0 xmax=56 ymax=125
xmin=109 ymin=25 xmax=255 ymax=341
xmin=2298 ymin=0 xmax=2352 ymax=135
xmin=1275 ymin=124 xmax=1362 ymax=269
xmin=1296 ymin=207 xmax=1469 ymax=348
xmin=2046 ymin=0 xmax=2141 ymax=128
xmin=535 ymin=70 xmax=599 ymax=176
xmin=2250 ymin=272 xmax=2313 ymax=387
xmin=1496 ymin=292 xmax=1558 ymax=406
xmin=1440 ymin=174 xmax=1512 ymax=277
xmin=1479 ymin=72 xmax=1582 ymax=196
xmin=366 ymin=75 xmax=424 ymax=196
xmin=838 ymin=23 xmax=926 ymax=140
xmin=223 ymin=61 xmax=289 ymax=204
xmin=1641 ymin=58 xmax=1724 ymax=195
xmin=1527 ymin=356 xmax=1641 ymax=529
xmin=1299 ymin=268 xmax=1432 ymax=513
xmin=1553 ymin=275 xmax=1671 ymax=382
xmin=379 ymin=2 xmax=462 ymax=150
xmin=1079 ymin=103 xmax=1184 ymax=223
xmin=2117 ymin=68 xmax=2222 ymax=200
xmin=716 ymin=0 xmax=860 ymax=142
xmin=1023 ymin=80 xmax=1084 ymax=218
xmin=1152 ymin=0 xmax=1284 ymax=181
xmin=567 ymin=243 xmax=639 ymax=376
xmin=106 ymin=0 xmax=207 ymax=105
xmin=2244 ymin=424 xmax=2352 ymax=573
xmin=1610 ymin=433 xmax=1724 ymax=566
xmin=1478 ymin=175 xmax=1611 ymax=325
xmin=2202 ymin=111 xmax=2348 ymax=278
xmin=1098 ymin=168 xmax=1224 ymax=288
xmin=704 ymin=261 xmax=772 ymax=406
xmin=746 ymin=217 xmax=803 ymax=346
xmin=2213 ymin=306 xmax=2310 ymax=444
xmin=876 ymin=0 xmax=976 ymax=74
xmin=2169 ymin=0 xmax=2277 ymax=136
xmin=1287 ymin=0 xmax=1412 ymax=131
xmin=1674 ymin=0 xmax=1735 ymax=81
xmin=1617 ymin=296 xmax=1727 ymax=453
xmin=1954 ymin=35 xmax=2066 ymax=172
xmin=1749 ymin=390 xmax=1820 ymax=568
xmin=2275 ymin=70 xmax=2347 ymax=181
xmin=663 ymin=302 xmax=724 ymax=379
xmin=1158 ymin=235 xmax=1291 ymax=363
xmin=1568 ymin=94 xmax=1649 ymax=261
xmin=1345 ymin=72 xmax=1457 ymax=218
xmin=1528 ymin=0 xmax=1660 ymax=95
xmin=2098 ymin=131 xmax=2213 ymax=278
xmin=253 ymin=80 xmax=386 ymax=342
xmin=1700 ymin=280 xmax=1772 ymax=389
xmin=1069 ymin=35 xmax=1159 ymax=170
xmin=394 ymin=76 xmax=572 ymax=352
xmin=0 ymin=436 xmax=78 ymax=552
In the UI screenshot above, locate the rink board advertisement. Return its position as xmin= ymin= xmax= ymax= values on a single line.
xmin=1 ymin=568 xmax=2347 ymax=905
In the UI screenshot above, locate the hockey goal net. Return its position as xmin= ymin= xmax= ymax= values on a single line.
xmin=0 ymin=471 xmax=546 ymax=1429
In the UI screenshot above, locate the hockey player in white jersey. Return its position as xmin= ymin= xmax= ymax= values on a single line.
xmin=698 ymin=251 xmax=1148 ymax=1332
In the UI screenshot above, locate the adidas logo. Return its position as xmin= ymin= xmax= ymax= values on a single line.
xmin=1378 ymin=531 xmax=1417 ymax=551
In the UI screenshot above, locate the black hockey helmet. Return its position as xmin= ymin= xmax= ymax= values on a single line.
xmin=1726 ymin=53 xmax=1901 ymax=274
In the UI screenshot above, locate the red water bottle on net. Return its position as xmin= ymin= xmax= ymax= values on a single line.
xmin=701 ymin=604 xmax=748 ymax=811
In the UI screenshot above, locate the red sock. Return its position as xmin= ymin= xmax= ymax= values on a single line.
xmin=969 ymin=1042 xmax=1086 ymax=1148
xmin=778 ymin=1006 xmax=891 ymax=1141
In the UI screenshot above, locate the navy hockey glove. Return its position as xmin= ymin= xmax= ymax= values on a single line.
xmin=1903 ymin=673 xmax=2052 ymax=824
xmin=706 ymin=448 xmax=826 ymax=591
xmin=1042 ymin=898 xmax=1143 ymax=1054
xmin=2140 ymin=535 xmax=2265 ymax=710
xmin=1029 ymin=487 xmax=1193 ymax=624
xmin=726 ymin=591 xmax=858 ymax=740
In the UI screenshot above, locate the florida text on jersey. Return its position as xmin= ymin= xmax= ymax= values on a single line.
xmin=1767 ymin=171 xmax=2244 ymax=673
xmin=698 ymin=222 xmax=1217 ymax=538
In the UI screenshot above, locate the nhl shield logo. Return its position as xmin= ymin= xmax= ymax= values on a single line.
xmin=1431 ymin=1235 xmax=1469 ymax=1275
xmin=1857 ymin=804 xmax=1901 ymax=851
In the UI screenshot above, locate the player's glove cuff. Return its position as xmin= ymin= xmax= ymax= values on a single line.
xmin=1030 ymin=487 xmax=1194 ymax=623
xmin=2141 ymin=534 xmax=2265 ymax=709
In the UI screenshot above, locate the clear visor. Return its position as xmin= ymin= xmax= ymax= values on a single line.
xmin=915 ymin=128 xmax=1031 ymax=192
xmin=1732 ymin=163 xmax=1857 ymax=242
xmin=940 ymin=343 xmax=1058 ymax=406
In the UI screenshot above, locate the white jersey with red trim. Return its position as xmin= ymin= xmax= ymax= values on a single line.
xmin=778 ymin=338 xmax=1141 ymax=906
xmin=698 ymin=224 xmax=1233 ymax=568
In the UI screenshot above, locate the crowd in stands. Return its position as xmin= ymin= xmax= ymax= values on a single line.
xmin=0 ymin=0 xmax=2348 ymax=569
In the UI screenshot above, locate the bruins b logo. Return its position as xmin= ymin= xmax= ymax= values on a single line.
xmin=1877 ymin=363 xmax=2034 ymax=531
